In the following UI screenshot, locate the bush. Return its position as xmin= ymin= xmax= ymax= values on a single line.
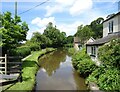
xmin=64 ymin=44 xmax=73 ymax=48
xmin=86 ymin=65 xmax=106 ymax=84
xmin=29 ymin=43 xmax=41 ymax=51
xmin=98 ymin=39 xmax=120 ymax=68
xmin=9 ymin=46 xmax=31 ymax=58
xmin=86 ymin=66 xmax=120 ymax=91
xmin=77 ymin=59 xmax=97 ymax=77
xmin=72 ymin=48 xmax=90 ymax=69
xmin=68 ymin=48 xmax=76 ymax=56
xmin=98 ymin=68 xmax=120 ymax=91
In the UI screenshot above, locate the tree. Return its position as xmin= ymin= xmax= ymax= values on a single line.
xmin=0 ymin=12 xmax=29 ymax=53
xmin=43 ymin=22 xmax=67 ymax=47
xmin=89 ymin=17 xmax=104 ymax=39
xmin=66 ymin=35 xmax=74 ymax=44
xmin=76 ymin=25 xmax=93 ymax=44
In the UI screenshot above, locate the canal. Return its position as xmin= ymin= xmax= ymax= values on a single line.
xmin=35 ymin=49 xmax=87 ymax=90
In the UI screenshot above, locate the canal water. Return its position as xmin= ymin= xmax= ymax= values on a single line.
xmin=35 ymin=49 xmax=87 ymax=90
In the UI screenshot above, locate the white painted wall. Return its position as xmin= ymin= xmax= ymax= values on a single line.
xmin=103 ymin=15 xmax=120 ymax=37
xmin=86 ymin=46 xmax=99 ymax=60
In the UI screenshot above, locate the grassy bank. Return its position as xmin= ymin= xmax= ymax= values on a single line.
xmin=5 ymin=48 xmax=55 ymax=91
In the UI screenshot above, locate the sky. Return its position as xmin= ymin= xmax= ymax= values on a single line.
xmin=1 ymin=0 xmax=120 ymax=39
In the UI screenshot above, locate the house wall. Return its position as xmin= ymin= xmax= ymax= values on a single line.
xmin=86 ymin=45 xmax=99 ymax=60
xmin=103 ymin=15 xmax=120 ymax=37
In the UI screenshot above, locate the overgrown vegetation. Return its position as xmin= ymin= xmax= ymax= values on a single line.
xmin=9 ymin=46 xmax=31 ymax=58
xmin=86 ymin=39 xmax=120 ymax=91
xmin=72 ymin=48 xmax=97 ymax=77
xmin=6 ymin=48 xmax=55 ymax=91
xmin=68 ymin=48 xmax=76 ymax=55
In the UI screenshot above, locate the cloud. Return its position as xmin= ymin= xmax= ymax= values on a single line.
xmin=31 ymin=17 xmax=56 ymax=27
xmin=27 ymin=17 xmax=56 ymax=39
xmin=55 ymin=0 xmax=74 ymax=6
xmin=45 ymin=5 xmax=63 ymax=17
xmin=57 ymin=21 xmax=83 ymax=36
xmin=45 ymin=0 xmax=93 ymax=16
xmin=70 ymin=0 xmax=93 ymax=15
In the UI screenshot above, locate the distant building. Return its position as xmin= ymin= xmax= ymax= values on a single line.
xmin=74 ymin=37 xmax=81 ymax=51
xmin=86 ymin=11 xmax=120 ymax=64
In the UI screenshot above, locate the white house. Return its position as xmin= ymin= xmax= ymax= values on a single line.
xmin=86 ymin=11 xmax=120 ymax=63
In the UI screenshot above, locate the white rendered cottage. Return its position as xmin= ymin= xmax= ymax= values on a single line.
xmin=86 ymin=11 xmax=120 ymax=63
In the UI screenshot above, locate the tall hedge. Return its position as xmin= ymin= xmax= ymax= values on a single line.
xmin=98 ymin=39 xmax=120 ymax=68
xmin=9 ymin=46 xmax=31 ymax=58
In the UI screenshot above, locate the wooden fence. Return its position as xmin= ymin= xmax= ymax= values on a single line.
xmin=0 ymin=54 xmax=22 ymax=83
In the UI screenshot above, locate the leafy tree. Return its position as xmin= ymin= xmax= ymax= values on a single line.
xmin=26 ymin=32 xmax=51 ymax=50
xmin=89 ymin=17 xmax=104 ymax=39
xmin=0 ymin=12 xmax=29 ymax=53
xmin=66 ymin=35 xmax=74 ymax=44
xmin=75 ymin=25 xmax=93 ymax=44
xmin=43 ymin=22 xmax=67 ymax=47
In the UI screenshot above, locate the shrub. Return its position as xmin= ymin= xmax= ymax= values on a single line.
xmin=9 ymin=46 xmax=31 ymax=58
xmin=98 ymin=39 xmax=120 ymax=68
xmin=68 ymin=48 xmax=76 ymax=56
xmin=98 ymin=68 xmax=120 ymax=91
xmin=86 ymin=65 xmax=106 ymax=84
xmin=77 ymin=59 xmax=97 ymax=77
xmin=29 ymin=43 xmax=41 ymax=51
xmin=64 ymin=44 xmax=73 ymax=48
xmin=86 ymin=66 xmax=120 ymax=91
xmin=72 ymin=48 xmax=90 ymax=69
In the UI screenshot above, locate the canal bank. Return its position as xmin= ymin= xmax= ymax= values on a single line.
xmin=35 ymin=49 xmax=87 ymax=90
xmin=4 ymin=48 xmax=55 ymax=91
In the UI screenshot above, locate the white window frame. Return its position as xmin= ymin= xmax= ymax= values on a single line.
xmin=109 ymin=21 xmax=113 ymax=33
xmin=91 ymin=46 xmax=96 ymax=56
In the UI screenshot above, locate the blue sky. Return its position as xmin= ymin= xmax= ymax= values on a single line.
xmin=1 ymin=0 xmax=120 ymax=39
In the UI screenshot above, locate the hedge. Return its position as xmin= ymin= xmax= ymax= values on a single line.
xmin=9 ymin=46 xmax=31 ymax=58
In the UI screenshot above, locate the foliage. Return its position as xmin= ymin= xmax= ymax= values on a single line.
xmin=77 ymin=59 xmax=97 ymax=77
xmin=75 ymin=25 xmax=93 ymax=44
xmin=98 ymin=39 xmax=120 ymax=68
xmin=0 ymin=12 xmax=29 ymax=53
xmin=43 ymin=22 xmax=67 ymax=47
xmin=86 ymin=65 xmax=106 ymax=84
xmin=66 ymin=35 xmax=74 ymax=44
xmin=87 ymin=39 xmax=120 ymax=91
xmin=98 ymin=68 xmax=120 ymax=91
xmin=72 ymin=48 xmax=90 ymax=69
xmin=68 ymin=48 xmax=76 ymax=55
xmin=26 ymin=22 xmax=67 ymax=49
xmin=9 ymin=46 xmax=31 ymax=58
xmin=89 ymin=17 xmax=104 ymax=39
xmin=64 ymin=43 xmax=73 ymax=48
xmin=86 ymin=66 xmax=120 ymax=91
xmin=75 ymin=17 xmax=104 ymax=43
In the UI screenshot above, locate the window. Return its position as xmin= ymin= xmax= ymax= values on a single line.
xmin=109 ymin=21 xmax=113 ymax=33
xmin=91 ymin=46 xmax=96 ymax=56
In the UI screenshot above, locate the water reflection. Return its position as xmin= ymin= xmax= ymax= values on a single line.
xmin=36 ymin=49 xmax=87 ymax=90
xmin=38 ymin=49 xmax=67 ymax=76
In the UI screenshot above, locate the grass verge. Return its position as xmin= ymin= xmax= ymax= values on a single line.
xmin=5 ymin=48 xmax=55 ymax=91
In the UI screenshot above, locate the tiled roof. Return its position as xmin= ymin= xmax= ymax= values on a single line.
xmin=86 ymin=32 xmax=120 ymax=46
xmin=103 ymin=11 xmax=120 ymax=23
